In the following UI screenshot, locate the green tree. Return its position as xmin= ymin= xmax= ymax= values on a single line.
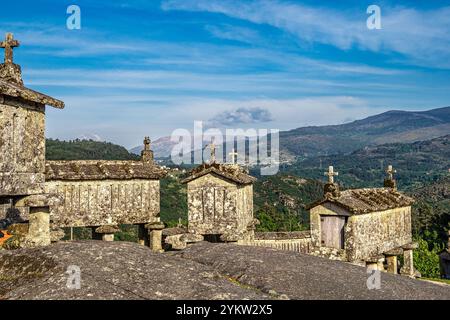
xmin=413 ymin=231 xmax=444 ymax=278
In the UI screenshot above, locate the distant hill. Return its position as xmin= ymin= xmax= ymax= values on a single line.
xmin=411 ymin=176 xmax=450 ymax=237
xmin=280 ymin=106 xmax=450 ymax=158
xmin=285 ymin=135 xmax=450 ymax=191
xmin=130 ymin=136 xmax=176 ymax=159
xmin=46 ymin=139 xmax=140 ymax=161
xmin=132 ymin=107 xmax=450 ymax=161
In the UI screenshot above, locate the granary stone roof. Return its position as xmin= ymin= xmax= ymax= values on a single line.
xmin=45 ymin=160 xmax=167 ymax=181
xmin=181 ymin=162 xmax=256 ymax=185
xmin=0 ymin=33 xmax=64 ymax=109
xmin=0 ymin=78 xmax=65 ymax=109
xmin=307 ymin=187 xmax=414 ymax=215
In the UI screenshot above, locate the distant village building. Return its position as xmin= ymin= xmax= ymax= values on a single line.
xmin=181 ymin=144 xmax=258 ymax=243
xmin=0 ymin=33 xmax=64 ymax=247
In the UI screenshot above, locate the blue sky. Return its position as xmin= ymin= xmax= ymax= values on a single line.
xmin=1 ymin=0 xmax=450 ymax=148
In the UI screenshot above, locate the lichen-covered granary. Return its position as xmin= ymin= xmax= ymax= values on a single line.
xmin=0 ymin=33 xmax=64 ymax=248
xmin=306 ymin=165 xmax=418 ymax=276
xmin=180 ymin=145 xmax=258 ymax=244
xmin=234 ymin=165 xmax=419 ymax=277
xmin=0 ymin=34 xmax=167 ymax=252
xmin=45 ymin=151 xmax=167 ymax=250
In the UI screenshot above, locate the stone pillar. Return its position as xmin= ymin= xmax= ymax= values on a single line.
xmin=377 ymin=258 xmax=385 ymax=272
xmin=25 ymin=206 xmax=50 ymax=247
xmin=366 ymin=262 xmax=379 ymax=271
xmin=145 ymin=222 xmax=165 ymax=253
xmin=137 ymin=223 xmax=149 ymax=246
xmin=400 ymin=249 xmax=414 ymax=276
xmin=384 ymin=248 xmax=403 ymax=274
xmin=400 ymin=243 xmax=419 ymax=277
xmin=366 ymin=255 xmax=384 ymax=271
xmin=386 ymin=256 xmax=398 ymax=274
xmin=93 ymin=225 xmax=120 ymax=242
xmin=14 ymin=194 xmax=61 ymax=248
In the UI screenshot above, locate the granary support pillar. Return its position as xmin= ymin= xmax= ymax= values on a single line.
xmin=384 ymin=248 xmax=403 ymax=274
xmin=365 ymin=255 xmax=385 ymax=272
xmin=92 ymin=225 xmax=120 ymax=242
xmin=400 ymin=243 xmax=419 ymax=277
xmin=13 ymin=194 xmax=61 ymax=248
xmin=137 ymin=223 xmax=149 ymax=246
xmin=386 ymin=256 xmax=398 ymax=274
xmin=146 ymin=222 xmax=165 ymax=253
xmin=26 ymin=206 xmax=51 ymax=246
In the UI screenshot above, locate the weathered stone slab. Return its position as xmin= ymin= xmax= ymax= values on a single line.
xmin=176 ymin=242 xmax=450 ymax=300
xmin=0 ymin=241 xmax=270 ymax=300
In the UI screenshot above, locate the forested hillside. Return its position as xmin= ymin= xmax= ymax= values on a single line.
xmin=46 ymin=139 xmax=140 ymax=161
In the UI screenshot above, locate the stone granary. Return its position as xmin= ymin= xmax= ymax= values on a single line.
xmin=0 ymin=33 xmax=64 ymax=247
xmin=179 ymin=145 xmax=258 ymax=244
xmin=0 ymin=34 xmax=167 ymax=252
xmin=307 ymin=165 xmax=418 ymax=276
xmin=45 ymin=137 xmax=167 ymax=251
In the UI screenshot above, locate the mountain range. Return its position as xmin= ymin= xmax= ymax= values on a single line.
xmin=130 ymin=106 xmax=450 ymax=161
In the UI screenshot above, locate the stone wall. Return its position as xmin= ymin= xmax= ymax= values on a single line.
xmin=45 ymin=179 xmax=161 ymax=227
xmin=237 ymin=238 xmax=311 ymax=254
xmin=238 ymin=231 xmax=312 ymax=253
xmin=345 ymin=207 xmax=412 ymax=262
xmin=0 ymin=96 xmax=46 ymax=196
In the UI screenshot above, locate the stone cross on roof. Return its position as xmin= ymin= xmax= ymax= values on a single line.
xmin=0 ymin=33 xmax=19 ymax=64
xmin=143 ymin=136 xmax=151 ymax=151
xmin=386 ymin=165 xmax=396 ymax=180
xmin=141 ymin=136 xmax=154 ymax=163
xmin=208 ymin=138 xmax=216 ymax=163
xmin=324 ymin=166 xmax=338 ymax=184
xmin=229 ymin=149 xmax=238 ymax=164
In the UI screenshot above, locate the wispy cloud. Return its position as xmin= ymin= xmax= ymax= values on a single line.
xmin=162 ymin=0 xmax=450 ymax=68
xmin=205 ymin=24 xmax=261 ymax=44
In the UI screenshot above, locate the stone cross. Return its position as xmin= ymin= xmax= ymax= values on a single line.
xmin=324 ymin=166 xmax=338 ymax=184
xmin=208 ymin=138 xmax=216 ymax=163
xmin=143 ymin=136 xmax=151 ymax=151
xmin=0 ymin=33 xmax=20 ymax=64
xmin=386 ymin=165 xmax=396 ymax=180
xmin=229 ymin=149 xmax=238 ymax=164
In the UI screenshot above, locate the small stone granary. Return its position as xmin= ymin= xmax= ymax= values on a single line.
xmin=45 ymin=138 xmax=167 ymax=251
xmin=0 ymin=33 xmax=64 ymax=247
xmin=236 ymin=165 xmax=419 ymax=277
xmin=176 ymin=144 xmax=258 ymax=246
xmin=307 ymin=166 xmax=418 ymax=276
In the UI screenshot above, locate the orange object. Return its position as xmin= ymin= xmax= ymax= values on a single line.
xmin=0 ymin=230 xmax=13 ymax=246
